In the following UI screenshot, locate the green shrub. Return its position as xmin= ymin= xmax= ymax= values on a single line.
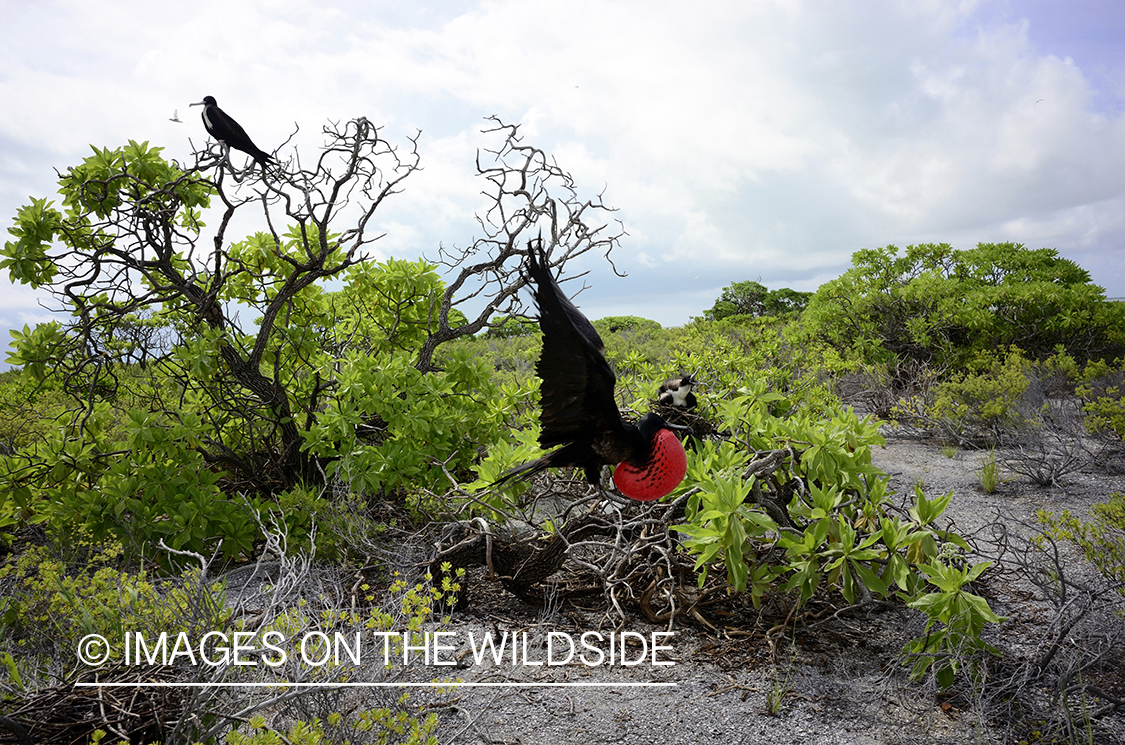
xmin=593 ymin=315 xmax=663 ymax=334
xmin=802 ymin=242 xmax=1124 ymax=370
xmin=665 ymin=383 xmax=1002 ymax=686
xmin=926 ymin=348 xmax=1034 ymax=442
xmin=887 ymin=347 xmax=1037 ymax=445
xmin=1076 ymin=358 xmax=1125 ymax=440
xmin=701 ymin=280 xmax=812 ymax=321
xmin=1039 ymin=492 xmax=1125 ymax=587
xmin=0 ymin=540 xmax=226 ymax=657
xmin=598 ymin=318 xmax=676 ymax=379
xmin=302 ymin=348 xmax=515 ymax=506
xmin=903 ymin=558 xmax=1005 ymax=688
xmin=1 ymin=136 xmax=535 ymax=560
xmin=2 ymin=403 xmax=261 ymax=565
xmin=978 ymin=450 xmax=1004 ymax=494
xmin=0 ymin=370 xmax=70 ymax=454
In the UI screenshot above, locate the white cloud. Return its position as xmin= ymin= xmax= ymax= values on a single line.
xmin=2 ymin=0 xmax=1124 ymax=336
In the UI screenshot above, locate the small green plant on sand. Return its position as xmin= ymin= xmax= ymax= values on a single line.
xmin=978 ymin=450 xmax=1003 ymax=494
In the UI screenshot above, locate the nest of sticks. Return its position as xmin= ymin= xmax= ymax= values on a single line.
xmin=1 ymin=665 xmax=184 ymax=745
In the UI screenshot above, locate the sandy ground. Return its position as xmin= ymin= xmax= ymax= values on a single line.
xmin=401 ymin=433 xmax=1125 ymax=745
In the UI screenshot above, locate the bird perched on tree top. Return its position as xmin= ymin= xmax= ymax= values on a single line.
xmin=189 ymin=96 xmax=275 ymax=171
xmin=495 ymin=239 xmax=689 ymax=501
xmin=657 ymin=374 xmax=699 ymax=410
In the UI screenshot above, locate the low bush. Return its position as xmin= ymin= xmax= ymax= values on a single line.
xmin=1039 ymin=491 xmax=1125 ymax=587
xmin=0 ymin=539 xmax=227 ymax=663
xmin=890 ymin=348 xmax=1036 ymax=445
xmin=1076 ymin=358 xmax=1125 ymax=441
xmin=666 ymin=383 xmax=1002 ymax=686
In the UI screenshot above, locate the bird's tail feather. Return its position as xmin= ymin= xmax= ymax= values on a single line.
xmin=494 ymin=441 xmax=592 ymax=488
xmin=253 ymin=151 xmax=279 ymax=177
xmin=493 ymin=456 xmax=552 ymax=488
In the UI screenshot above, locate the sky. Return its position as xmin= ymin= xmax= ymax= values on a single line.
xmin=2 ymin=0 xmax=1124 ymax=348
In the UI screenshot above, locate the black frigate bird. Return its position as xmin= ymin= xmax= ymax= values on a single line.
xmin=189 ymin=96 xmax=274 ymax=170
xmin=495 ymin=240 xmax=689 ymax=501
xmin=657 ymin=373 xmax=699 ymax=410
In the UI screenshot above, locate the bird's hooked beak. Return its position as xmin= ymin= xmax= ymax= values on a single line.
xmin=663 ymin=421 xmax=692 ymax=434
xmin=189 ymin=100 xmax=205 ymax=107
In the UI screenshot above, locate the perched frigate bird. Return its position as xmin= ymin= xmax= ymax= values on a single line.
xmin=495 ymin=240 xmax=689 ymax=501
xmin=658 ymin=373 xmax=699 ymax=410
xmin=189 ymin=96 xmax=274 ymax=170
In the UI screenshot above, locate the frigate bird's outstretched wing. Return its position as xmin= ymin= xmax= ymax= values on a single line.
xmin=496 ymin=238 xmax=688 ymax=500
xmin=526 ymin=240 xmax=627 ymax=451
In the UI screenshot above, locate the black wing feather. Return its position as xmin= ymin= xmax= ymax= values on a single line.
xmin=208 ymin=105 xmax=274 ymax=167
xmin=526 ymin=243 xmax=625 ymax=448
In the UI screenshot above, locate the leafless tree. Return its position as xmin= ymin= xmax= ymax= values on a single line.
xmin=415 ymin=117 xmax=625 ymax=372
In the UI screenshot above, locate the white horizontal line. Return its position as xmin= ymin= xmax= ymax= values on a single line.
xmin=76 ymin=681 xmax=676 ymax=688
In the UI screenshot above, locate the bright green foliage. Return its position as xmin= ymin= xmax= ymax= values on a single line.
xmin=1 ymin=138 xmax=521 ymax=554
xmin=1036 ymin=350 xmax=1125 ymax=438
xmin=3 ymin=142 xmax=210 ymax=290
xmin=802 ymin=242 xmax=1124 ymax=369
xmin=466 ymin=415 xmax=543 ymax=518
xmin=1075 ymin=357 xmax=1125 ymax=440
xmin=438 ymin=334 xmax=539 ymax=391
xmin=593 ymin=315 xmax=664 ymax=335
xmin=667 ymin=382 xmax=1000 ymax=684
xmin=670 ymin=387 xmax=881 ymax=594
xmin=904 ymin=559 xmax=1006 ymax=687
xmin=930 ymin=349 xmax=1032 ymax=430
xmin=328 ymin=257 xmax=466 ymax=354
xmin=0 ymin=369 xmax=69 ymax=455
xmin=2 ymin=402 xmax=260 ymax=564
xmin=597 ymin=318 xmax=677 ymax=392
xmin=899 ymin=490 xmax=1006 ymax=686
xmin=1039 ymin=492 xmax=1125 ymax=587
xmin=303 ymin=347 xmax=512 ymax=501
xmin=2 ymin=198 xmax=62 ymax=286
xmin=0 ymin=541 xmax=227 ymax=658
xmin=656 ymin=318 xmax=840 ymax=413
xmin=5 ymin=323 xmax=68 ymax=382
xmin=702 ymin=280 xmax=812 ymax=321
xmin=673 ymin=441 xmax=772 ymax=595
xmin=893 ymin=347 xmax=1035 ymax=443
xmin=62 ymin=141 xmax=210 ymax=222
xmin=1080 ymin=388 xmax=1125 ymax=439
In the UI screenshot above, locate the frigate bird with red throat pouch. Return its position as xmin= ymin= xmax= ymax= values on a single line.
xmin=495 ymin=239 xmax=689 ymax=501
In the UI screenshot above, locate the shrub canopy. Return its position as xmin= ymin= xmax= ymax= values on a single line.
xmin=802 ymin=242 xmax=1125 ymax=369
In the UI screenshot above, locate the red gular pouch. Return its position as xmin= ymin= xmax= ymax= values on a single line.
xmin=612 ymin=428 xmax=688 ymax=501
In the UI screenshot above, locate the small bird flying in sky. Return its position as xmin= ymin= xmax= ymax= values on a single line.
xmin=169 ymin=109 xmax=182 ymax=123
xmin=189 ymin=96 xmax=275 ymax=170
xmin=496 ymin=239 xmax=689 ymax=501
